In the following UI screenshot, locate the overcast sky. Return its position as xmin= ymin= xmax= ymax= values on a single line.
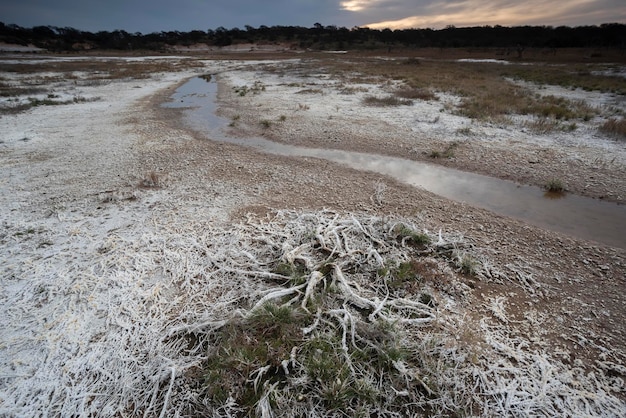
xmin=3 ymin=0 xmax=625 ymax=33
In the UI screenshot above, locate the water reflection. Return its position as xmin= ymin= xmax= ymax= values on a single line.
xmin=543 ymin=191 xmax=567 ymax=200
xmin=163 ymin=77 xmax=626 ymax=249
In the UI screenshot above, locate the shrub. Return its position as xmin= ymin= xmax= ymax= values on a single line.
xmin=544 ymin=178 xmax=565 ymax=193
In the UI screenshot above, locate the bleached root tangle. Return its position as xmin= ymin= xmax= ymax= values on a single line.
xmin=0 ymin=210 xmax=623 ymax=417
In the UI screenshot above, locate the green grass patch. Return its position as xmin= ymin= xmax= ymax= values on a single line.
xmin=393 ymin=223 xmax=431 ymax=246
xmin=198 ymin=302 xmax=427 ymax=414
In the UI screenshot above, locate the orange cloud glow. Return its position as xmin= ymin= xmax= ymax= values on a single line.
xmin=340 ymin=1 xmax=378 ymax=12
xmin=363 ymin=0 xmax=622 ymax=29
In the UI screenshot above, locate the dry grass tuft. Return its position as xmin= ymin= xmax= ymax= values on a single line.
xmin=139 ymin=171 xmax=161 ymax=188
xmin=295 ymin=88 xmax=323 ymax=94
xmin=599 ymin=117 xmax=626 ymax=139
xmin=395 ymin=87 xmax=438 ymax=101
xmin=524 ymin=117 xmax=561 ymax=134
xmin=363 ymin=95 xmax=413 ymax=106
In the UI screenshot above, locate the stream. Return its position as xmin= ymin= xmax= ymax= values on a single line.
xmin=164 ymin=76 xmax=626 ymax=249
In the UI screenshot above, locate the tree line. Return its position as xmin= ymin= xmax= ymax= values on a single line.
xmin=1 ymin=22 xmax=624 ymax=52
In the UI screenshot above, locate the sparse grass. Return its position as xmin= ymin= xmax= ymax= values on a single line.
xmin=402 ymin=57 xmax=421 ymax=66
xmin=201 ymin=302 xmax=313 ymax=407
xmin=1 ymin=58 xmax=204 ymax=80
xmin=524 ymin=117 xmax=561 ymax=134
xmin=13 ymin=227 xmax=38 ymax=237
xmin=393 ymin=223 xmax=431 ymax=246
xmin=273 ymin=261 xmax=308 ymax=285
xmin=0 ymin=83 xmax=47 ymax=97
xmin=429 ymin=150 xmax=443 ymax=158
xmin=199 ymin=301 xmax=422 ymax=415
xmin=228 ymin=114 xmax=241 ymax=127
xmin=429 ymin=142 xmax=458 ymax=159
xmin=525 ymin=117 xmax=580 ymax=134
xmin=1 ymin=95 xmax=99 ymax=114
xmin=381 ymin=260 xmax=428 ymax=293
xmin=453 ymin=251 xmax=480 ymax=276
xmin=395 ymin=87 xmax=438 ymax=101
xmin=363 ymin=95 xmax=413 ymax=107
xmin=321 ymin=58 xmax=606 ymax=123
xmin=459 ymin=89 xmax=596 ymax=121
xmin=338 ymin=85 xmax=369 ymax=95
xmin=260 ymin=119 xmax=272 ymax=128
xmin=544 ymin=178 xmax=565 ymax=193
xmin=599 ymin=117 xmax=626 ymax=139
xmin=503 ymin=65 xmax=626 ymax=95
xmin=295 ymin=88 xmax=323 ymax=94
xmin=234 ymin=80 xmax=266 ymax=96
xmin=139 ymin=171 xmax=161 ymax=188
xmin=457 ymin=84 xmax=528 ymax=120
xmin=528 ymin=95 xmax=595 ymax=120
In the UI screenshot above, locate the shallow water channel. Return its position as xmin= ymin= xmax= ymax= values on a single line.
xmin=164 ymin=76 xmax=626 ymax=249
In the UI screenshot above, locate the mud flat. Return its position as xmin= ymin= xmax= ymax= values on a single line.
xmin=0 ymin=54 xmax=624 ymax=416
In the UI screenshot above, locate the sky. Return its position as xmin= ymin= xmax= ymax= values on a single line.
xmin=2 ymin=0 xmax=625 ymax=33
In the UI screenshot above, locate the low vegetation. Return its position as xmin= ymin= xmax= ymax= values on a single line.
xmin=394 ymin=87 xmax=438 ymax=101
xmin=503 ymin=65 xmax=626 ymax=95
xmin=322 ymin=58 xmax=612 ymax=125
xmin=362 ymin=95 xmax=413 ymax=107
xmin=429 ymin=142 xmax=459 ymax=159
xmin=139 ymin=171 xmax=161 ymax=188
xmin=234 ymin=81 xmax=266 ymax=96
xmin=599 ymin=117 xmax=626 ymax=139
xmin=544 ymin=178 xmax=566 ymax=193
xmin=181 ymin=212 xmax=478 ymax=416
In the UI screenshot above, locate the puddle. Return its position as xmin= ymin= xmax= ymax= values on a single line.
xmin=164 ymin=77 xmax=626 ymax=249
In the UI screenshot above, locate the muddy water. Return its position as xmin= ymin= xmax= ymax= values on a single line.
xmin=164 ymin=77 xmax=626 ymax=249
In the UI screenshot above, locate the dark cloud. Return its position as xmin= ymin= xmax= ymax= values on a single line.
xmin=2 ymin=0 xmax=352 ymax=32
xmin=2 ymin=0 xmax=624 ymax=33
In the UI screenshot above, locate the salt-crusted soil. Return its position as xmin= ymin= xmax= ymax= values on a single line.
xmin=219 ymin=59 xmax=626 ymax=203
xmin=0 ymin=55 xmax=624 ymax=416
